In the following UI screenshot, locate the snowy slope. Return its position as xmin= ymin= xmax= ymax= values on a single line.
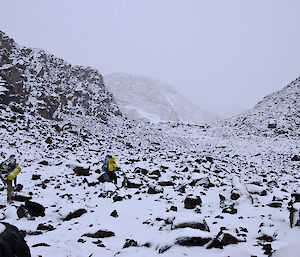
xmin=213 ymin=75 xmax=300 ymax=138
xmin=105 ymin=73 xmax=216 ymax=124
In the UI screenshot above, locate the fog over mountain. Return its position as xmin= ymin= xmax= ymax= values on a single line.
xmin=105 ymin=73 xmax=218 ymax=124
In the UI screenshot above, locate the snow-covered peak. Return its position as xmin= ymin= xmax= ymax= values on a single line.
xmin=105 ymin=73 xmax=217 ymax=124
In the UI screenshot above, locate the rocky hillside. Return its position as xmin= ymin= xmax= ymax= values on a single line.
xmin=213 ymin=76 xmax=300 ymax=137
xmin=0 ymin=31 xmax=121 ymax=122
xmin=105 ymin=73 xmax=216 ymax=124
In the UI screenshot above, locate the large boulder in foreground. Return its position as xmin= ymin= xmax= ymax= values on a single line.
xmin=0 ymin=222 xmax=31 ymax=257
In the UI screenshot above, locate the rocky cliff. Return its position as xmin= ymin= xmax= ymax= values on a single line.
xmin=0 ymin=31 xmax=121 ymax=122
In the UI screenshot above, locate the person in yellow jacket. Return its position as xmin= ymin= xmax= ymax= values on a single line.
xmin=0 ymin=155 xmax=21 ymax=202
xmin=101 ymin=155 xmax=118 ymax=184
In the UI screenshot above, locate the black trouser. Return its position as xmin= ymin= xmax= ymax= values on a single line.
xmin=108 ymin=171 xmax=117 ymax=184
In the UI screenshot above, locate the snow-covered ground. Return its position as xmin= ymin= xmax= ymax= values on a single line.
xmin=0 ymin=113 xmax=299 ymax=257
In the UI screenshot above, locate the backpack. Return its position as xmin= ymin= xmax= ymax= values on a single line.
xmin=103 ymin=155 xmax=117 ymax=172
xmin=108 ymin=157 xmax=117 ymax=172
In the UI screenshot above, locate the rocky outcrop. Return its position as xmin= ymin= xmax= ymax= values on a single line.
xmin=0 ymin=30 xmax=121 ymax=122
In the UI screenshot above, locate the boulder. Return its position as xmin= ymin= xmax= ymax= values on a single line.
xmin=73 ymin=166 xmax=90 ymax=176
xmin=124 ymin=179 xmax=142 ymax=189
xmin=158 ymin=181 xmax=174 ymax=187
xmin=37 ymin=224 xmax=55 ymax=231
xmin=221 ymin=233 xmax=239 ymax=246
xmin=123 ymin=239 xmax=138 ymax=248
xmin=184 ymin=196 xmax=202 ymax=209
xmin=110 ymin=210 xmax=118 ymax=218
xmin=173 ymin=220 xmax=210 ymax=232
xmin=291 ymin=155 xmax=300 ymax=161
xmin=175 ymin=237 xmax=211 ymax=247
xmin=134 ymin=167 xmax=148 ymax=175
xmin=147 ymin=186 xmax=164 ymax=194
xmin=82 ymin=230 xmax=115 ymax=238
xmin=63 ymin=209 xmax=87 ymax=221
xmin=267 ymin=202 xmax=282 ymax=208
xmin=25 ymin=200 xmax=45 ymax=217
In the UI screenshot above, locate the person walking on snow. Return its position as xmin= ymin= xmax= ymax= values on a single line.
xmin=0 ymin=155 xmax=21 ymax=202
xmin=99 ymin=155 xmax=118 ymax=184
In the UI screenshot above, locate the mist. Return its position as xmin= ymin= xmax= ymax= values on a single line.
xmin=1 ymin=0 xmax=300 ymax=117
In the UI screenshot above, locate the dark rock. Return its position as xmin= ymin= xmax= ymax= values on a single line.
xmin=25 ymin=200 xmax=45 ymax=217
xmin=149 ymin=170 xmax=161 ymax=177
xmin=32 ymin=243 xmax=50 ymax=247
xmin=113 ymin=195 xmax=125 ymax=202
xmin=257 ymin=234 xmax=274 ymax=242
xmin=147 ymin=186 xmax=163 ymax=194
xmin=158 ymin=181 xmax=174 ymax=187
xmin=267 ymin=202 xmax=282 ymax=208
xmin=177 ymin=185 xmax=186 ymax=193
xmin=14 ymin=184 xmax=23 ymax=192
xmin=82 ymin=230 xmax=115 ymax=238
xmin=231 ymin=192 xmax=240 ymax=200
xmin=184 ymin=196 xmax=202 ymax=209
xmin=291 ymin=193 xmax=300 ymax=203
xmin=73 ymin=166 xmax=90 ymax=176
xmin=123 ymin=239 xmax=138 ymax=248
xmin=206 ymin=157 xmax=214 ymax=164
xmin=173 ymin=220 xmax=210 ymax=232
xmin=222 ymin=206 xmax=237 ymax=214
xmin=37 ymin=224 xmax=55 ymax=231
xmin=45 ymin=137 xmax=52 ymax=144
xmin=12 ymin=194 xmax=32 ymax=202
xmin=219 ymin=194 xmax=226 ymax=201
xmin=268 ymin=124 xmax=277 ymax=129
xmin=260 ymin=190 xmax=268 ymax=196
xmin=170 ymin=206 xmax=177 ymax=212
xmin=124 ymin=180 xmax=142 ymax=189
xmin=158 ymin=245 xmax=171 ymax=253
xmin=0 ymin=222 xmax=31 ymax=256
xmin=25 ymin=230 xmax=43 ymax=236
xmin=110 ymin=210 xmax=118 ymax=218
xmin=291 ymin=155 xmax=300 ymax=161
xmin=63 ymin=209 xmax=87 ymax=221
xmin=206 ymin=238 xmax=223 ymax=249
xmin=221 ymin=233 xmax=239 ymax=246
xmin=262 ymin=243 xmax=272 ymax=255
xmin=92 ymin=239 xmax=105 ymax=247
xmin=181 ymin=167 xmax=189 ymax=173
xmin=134 ymin=167 xmax=148 ymax=175
xmin=16 ymin=205 xmax=27 ymax=219
xmin=38 ymin=160 xmax=49 ymax=166
xmin=175 ymin=237 xmax=211 ymax=247
xmin=267 ymin=180 xmax=279 ymax=188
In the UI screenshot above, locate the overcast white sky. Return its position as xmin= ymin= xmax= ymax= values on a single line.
xmin=1 ymin=0 xmax=300 ymax=116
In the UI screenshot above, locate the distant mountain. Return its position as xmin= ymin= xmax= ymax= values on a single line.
xmin=104 ymin=73 xmax=217 ymax=124
xmin=216 ymin=76 xmax=300 ymax=137
xmin=0 ymin=31 xmax=121 ymax=122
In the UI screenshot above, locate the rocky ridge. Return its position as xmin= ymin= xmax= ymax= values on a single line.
xmin=213 ymin=76 xmax=300 ymax=138
xmin=0 ymin=31 xmax=121 ymax=122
